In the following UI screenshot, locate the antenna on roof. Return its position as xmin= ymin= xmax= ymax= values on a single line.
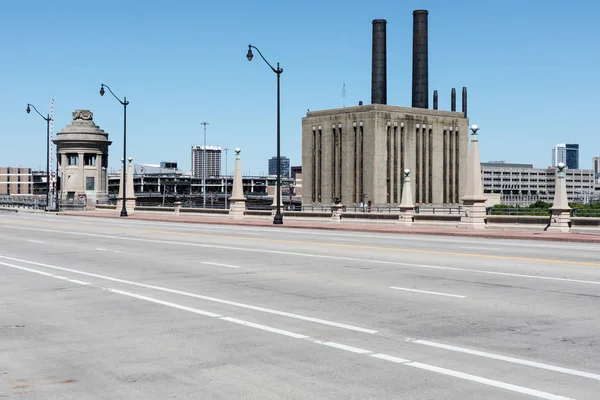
xmin=342 ymin=83 xmax=347 ymax=107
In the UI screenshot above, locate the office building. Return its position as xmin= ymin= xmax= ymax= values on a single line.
xmin=482 ymin=161 xmax=597 ymax=206
xmin=268 ymin=156 xmax=290 ymax=178
xmin=0 ymin=167 xmax=33 ymax=195
xmin=191 ymin=146 xmax=221 ymax=178
xmin=552 ymin=143 xmax=579 ymax=169
xmin=302 ymin=11 xmax=469 ymax=206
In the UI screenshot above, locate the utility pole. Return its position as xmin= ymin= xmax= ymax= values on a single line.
xmin=224 ymin=147 xmax=229 ymax=209
xmin=201 ymin=121 xmax=209 ymax=208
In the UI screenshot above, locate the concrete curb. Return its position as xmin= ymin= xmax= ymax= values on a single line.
xmin=56 ymin=211 xmax=600 ymax=244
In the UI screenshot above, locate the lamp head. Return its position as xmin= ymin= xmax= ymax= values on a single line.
xmin=557 ymin=162 xmax=565 ymax=171
xmin=404 ymin=168 xmax=410 ymax=177
xmin=26 ymin=104 xmax=31 ymax=114
xmin=470 ymin=124 xmax=479 ymax=133
xmin=246 ymin=45 xmax=253 ymax=61
xmin=235 ymin=148 xmax=241 ymax=155
xmin=99 ymin=85 xmax=105 ymax=96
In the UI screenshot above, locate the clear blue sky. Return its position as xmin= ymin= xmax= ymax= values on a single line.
xmin=2 ymin=0 xmax=599 ymax=174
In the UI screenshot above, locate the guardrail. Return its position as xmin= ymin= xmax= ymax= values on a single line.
xmin=59 ymin=200 xmax=87 ymax=211
xmin=0 ymin=195 xmax=46 ymax=210
xmin=487 ymin=208 xmax=550 ymax=216
xmin=572 ymin=208 xmax=600 ymax=218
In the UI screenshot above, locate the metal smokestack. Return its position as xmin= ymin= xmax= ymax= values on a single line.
xmin=451 ymin=88 xmax=456 ymax=111
xmin=371 ymin=19 xmax=387 ymax=105
xmin=433 ymin=90 xmax=438 ymax=110
xmin=412 ymin=10 xmax=429 ymax=108
xmin=462 ymin=86 xmax=467 ymax=117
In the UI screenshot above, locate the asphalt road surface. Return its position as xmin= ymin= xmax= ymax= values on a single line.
xmin=1 ymin=212 xmax=599 ymax=399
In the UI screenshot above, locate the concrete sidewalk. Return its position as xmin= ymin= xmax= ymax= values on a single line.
xmin=51 ymin=210 xmax=600 ymax=244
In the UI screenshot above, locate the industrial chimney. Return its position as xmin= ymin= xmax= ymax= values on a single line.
xmin=371 ymin=19 xmax=387 ymax=105
xmin=451 ymin=88 xmax=456 ymax=111
xmin=462 ymin=86 xmax=468 ymax=117
xmin=433 ymin=90 xmax=438 ymax=110
xmin=412 ymin=10 xmax=429 ymax=108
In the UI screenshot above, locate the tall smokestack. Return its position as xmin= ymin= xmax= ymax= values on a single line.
xmin=412 ymin=10 xmax=429 ymax=108
xmin=462 ymin=86 xmax=467 ymax=117
xmin=433 ymin=90 xmax=438 ymax=110
xmin=371 ymin=19 xmax=387 ymax=105
xmin=451 ymin=88 xmax=456 ymax=111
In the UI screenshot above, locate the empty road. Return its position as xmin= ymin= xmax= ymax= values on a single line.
xmin=1 ymin=212 xmax=599 ymax=399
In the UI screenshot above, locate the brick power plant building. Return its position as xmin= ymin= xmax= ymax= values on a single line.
xmin=302 ymin=10 xmax=470 ymax=206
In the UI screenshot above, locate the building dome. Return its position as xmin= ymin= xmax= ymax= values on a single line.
xmin=55 ymin=110 xmax=111 ymax=144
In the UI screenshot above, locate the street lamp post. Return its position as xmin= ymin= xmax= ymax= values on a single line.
xmin=26 ymin=103 xmax=52 ymax=211
xmin=246 ymin=44 xmax=283 ymax=225
xmin=200 ymin=121 xmax=209 ymax=209
xmin=100 ymin=84 xmax=129 ymax=217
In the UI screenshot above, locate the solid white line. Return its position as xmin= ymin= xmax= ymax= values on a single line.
xmin=2 ymin=226 xmax=599 ymax=286
xmin=390 ymin=287 xmax=466 ymax=298
xmin=0 ymin=254 xmax=377 ymax=334
xmin=410 ymin=339 xmax=600 ymax=381
xmin=28 ymin=239 xmax=44 ymax=243
xmin=108 ymin=288 xmax=222 ymax=318
xmin=96 ymin=248 xmax=107 ymax=251
xmin=460 ymin=246 xmax=496 ymax=251
xmin=220 ymin=317 xmax=308 ymax=339
xmin=315 ymin=341 xmax=371 ymax=354
xmin=406 ymin=361 xmax=573 ymax=400
xmin=5 ymin=216 xmax=600 ymax=251
xmin=201 ymin=262 xmax=240 ymax=269
xmin=0 ymin=261 xmax=54 ymax=277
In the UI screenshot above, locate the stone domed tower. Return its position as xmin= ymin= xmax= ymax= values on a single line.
xmin=54 ymin=110 xmax=112 ymax=208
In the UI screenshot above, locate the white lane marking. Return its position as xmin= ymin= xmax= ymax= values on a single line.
xmin=371 ymin=353 xmax=411 ymax=363
xmin=3 ymin=226 xmax=599 ymax=286
xmin=96 ymin=248 xmax=107 ymax=251
xmin=0 ymin=259 xmax=581 ymax=399
xmin=314 ymin=341 xmax=371 ymax=354
xmin=201 ymin=262 xmax=241 ymax=269
xmin=28 ymin=239 xmax=44 ymax=243
xmin=220 ymin=317 xmax=308 ymax=339
xmin=108 ymin=288 xmax=223 ymax=318
xmin=390 ymin=286 xmax=466 ymax=298
xmin=371 ymin=353 xmax=572 ymax=399
xmin=409 ymin=339 xmax=600 ymax=381
xmin=0 ymin=261 xmax=87 ymax=285
xmin=406 ymin=361 xmax=572 ymax=400
xmin=0 ymin=254 xmax=376 ymax=334
xmin=460 ymin=246 xmax=497 ymax=251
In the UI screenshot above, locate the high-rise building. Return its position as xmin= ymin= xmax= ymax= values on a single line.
xmin=593 ymin=156 xmax=600 ymax=182
xmin=552 ymin=143 xmax=579 ymax=169
xmin=268 ymin=156 xmax=290 ymax=178
xmin=191 ymin=146 xmax=222 ymax=178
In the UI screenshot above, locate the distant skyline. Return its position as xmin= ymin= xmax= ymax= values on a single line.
xmin=2 ymin=0 xmax=600 ymax=174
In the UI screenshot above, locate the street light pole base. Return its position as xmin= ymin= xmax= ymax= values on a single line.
xmin=120 ymin=209 xmax=128 ymax=217
xmin=273 ymin=212 xmax=283 ymax=225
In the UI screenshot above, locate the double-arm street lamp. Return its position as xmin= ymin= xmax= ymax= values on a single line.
xmin=26 ymin=103 xmax=52 ymax=211
xmin=246 ymin=44 xmax=283 ymax=225
xmin=100 ymin=83 xmax=129 ymax=217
